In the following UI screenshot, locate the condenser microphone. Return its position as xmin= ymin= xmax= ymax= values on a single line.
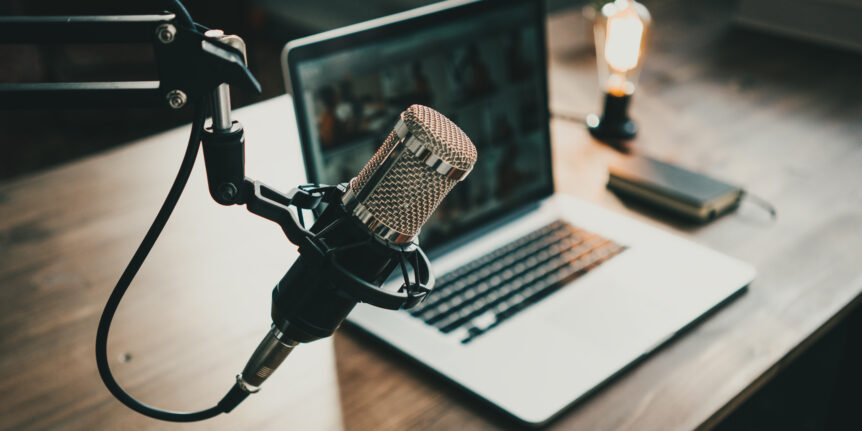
xmin=232 ymin=105 xmax=477 ymax=398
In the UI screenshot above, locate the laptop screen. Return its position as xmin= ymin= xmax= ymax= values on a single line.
xmin=291 ymin=0 xmax=552 ymax=249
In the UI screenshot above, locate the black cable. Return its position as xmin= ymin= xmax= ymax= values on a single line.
xmin=744 ymin=191 xmax=778 ymax=220
xmin=550 ymin=109 xmax=588 ymax=124
xmin=95 ymin=102 xmax=229 ymax=422
xmin=92 ymin=1 xmax=251 ymax=421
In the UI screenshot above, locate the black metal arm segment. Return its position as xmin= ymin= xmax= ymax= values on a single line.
xmin=0 ymin=14 xmax=260 ymax=109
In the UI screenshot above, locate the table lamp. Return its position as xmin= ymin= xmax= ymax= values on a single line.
xmin=586 ymin=0 xmax=651 ymax=144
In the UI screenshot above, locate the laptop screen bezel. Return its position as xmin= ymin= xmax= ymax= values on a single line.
xmin=282 ymin=0 xmax=554 ymax=251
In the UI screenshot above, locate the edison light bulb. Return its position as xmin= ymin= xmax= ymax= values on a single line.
xmin=605 ymin=13 xmax=643 ymax=71
xmin=586 ymin=0 xmax=651 ymax=145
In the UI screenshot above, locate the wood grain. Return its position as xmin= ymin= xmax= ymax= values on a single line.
xmin=2 ymin=0 xmax=862 ymax=429
xmin=0 ymin=97 xmax=343 ymax=431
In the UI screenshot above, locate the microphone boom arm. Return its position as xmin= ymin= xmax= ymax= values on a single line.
xmin=0 ymin=13 xmax=260 ymax=109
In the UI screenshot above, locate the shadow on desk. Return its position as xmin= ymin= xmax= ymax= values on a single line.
xmin=715 ymin=302 xmax=862 ymax=431
xmin=335 ymin=324 xmax=527 ymax=430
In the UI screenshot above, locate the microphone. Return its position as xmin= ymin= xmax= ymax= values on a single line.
xmin=233 ymin=104 xmax=477 ymax=397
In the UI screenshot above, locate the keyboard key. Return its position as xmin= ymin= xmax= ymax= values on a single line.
xmin=471 ymin=310 xmax=497 ymax=331
xmin=408 ymin=220 xmax=626 ymax=341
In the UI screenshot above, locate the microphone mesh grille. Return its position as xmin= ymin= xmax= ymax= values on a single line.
xmin=350 ymin=105 xmax=477 ymax=239
xmin=350 ymin=130 xmax=399 ymax=194
xmin=401 ymin=104 xmax=477 ymax=171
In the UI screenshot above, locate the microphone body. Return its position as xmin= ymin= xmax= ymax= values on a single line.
xmin=237 ymin=105 xmax=477 ymax=392
xmin=272 ymin=193 xmax=401 ymax=343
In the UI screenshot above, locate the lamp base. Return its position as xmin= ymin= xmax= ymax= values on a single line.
xmin=586 ymin=113 xmax=637 ymax=141
xmin=586 ymin=93 xmax=637 ymax=148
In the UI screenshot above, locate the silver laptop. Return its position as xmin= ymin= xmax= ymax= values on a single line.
xmin=281 ymin=0 xmax=755 ymax=425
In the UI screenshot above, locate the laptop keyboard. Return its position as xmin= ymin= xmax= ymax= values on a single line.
xmin=409 ymin=220 xmax=625 ymax=343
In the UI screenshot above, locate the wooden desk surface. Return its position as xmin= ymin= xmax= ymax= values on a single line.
xmin=2 ymin=1 xmax=862 ymax=430
xmin=0 ymin=96 xmax=344 ymax=431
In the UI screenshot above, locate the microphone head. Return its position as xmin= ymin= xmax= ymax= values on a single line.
xmin=345 ymin=105 xmax=477 ymax=244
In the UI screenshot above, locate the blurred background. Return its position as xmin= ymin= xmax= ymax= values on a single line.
xmin=0 ymin=0 xmax=581 ymax=181
xmin=3 ymin=0 xmax=860 ymax=182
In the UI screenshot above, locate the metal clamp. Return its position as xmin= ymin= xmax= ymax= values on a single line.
xmin=341 ymin=188 xmax=416 ymax=245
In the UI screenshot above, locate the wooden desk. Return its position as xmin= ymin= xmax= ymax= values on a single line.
xmin=0 ymin=96 xmax=343 ymax=431
xmin=2 ymin=1 xmax=862 ymax=429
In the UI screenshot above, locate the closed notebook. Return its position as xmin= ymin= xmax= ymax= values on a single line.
xmin=608 ymin=155 xmax=744 ymax=222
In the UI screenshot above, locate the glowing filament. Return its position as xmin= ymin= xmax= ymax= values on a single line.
xmin=604 ymin=8 xmax=644 ymax=73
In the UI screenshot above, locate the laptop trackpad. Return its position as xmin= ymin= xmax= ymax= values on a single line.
xmin=540 ymin=264 xmax=685 ymax=362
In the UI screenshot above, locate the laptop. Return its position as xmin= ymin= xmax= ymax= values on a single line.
xmin=281 ymin=0 xmax=755 ymax=425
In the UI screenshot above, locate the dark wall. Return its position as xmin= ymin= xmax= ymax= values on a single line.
xmin=0 ymin=0 xmax=444 ymax=180
xmin=0 ymin=0 xmax=580 ymax=181
xmin=0 ymin=1 xmax=280 ymax=180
